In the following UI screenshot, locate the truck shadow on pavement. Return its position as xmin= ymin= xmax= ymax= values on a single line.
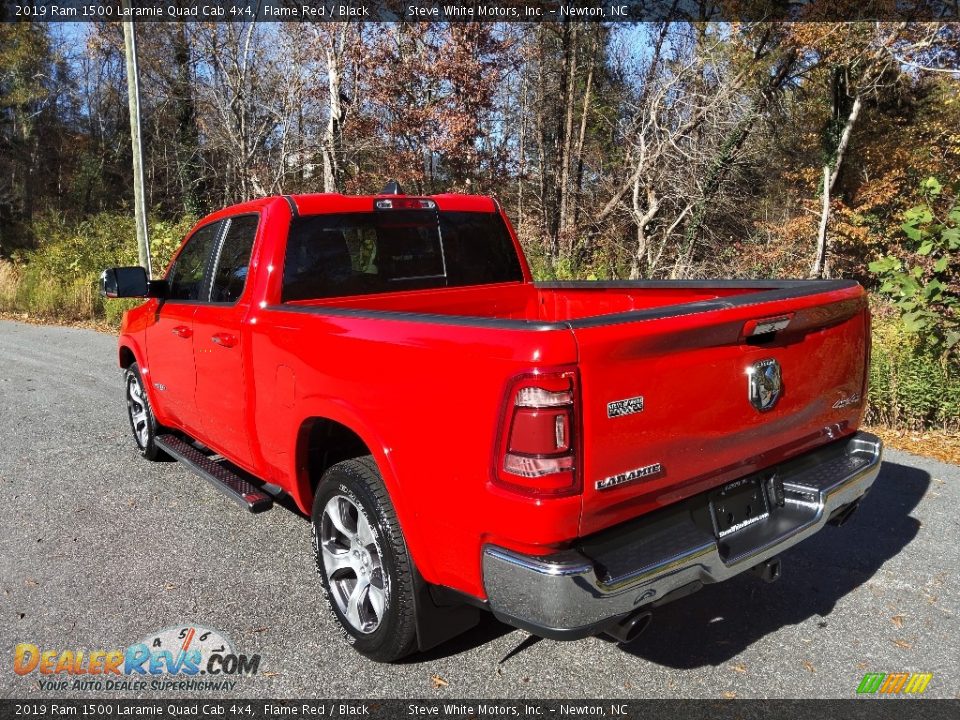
xmin=613 ymin=460 xmax=928 ymax=668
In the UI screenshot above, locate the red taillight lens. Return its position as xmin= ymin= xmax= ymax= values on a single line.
xmin=495 ymin=370 xmax=580 ymax=497
xmin=508 ymin=409 xmax=571 ymax=454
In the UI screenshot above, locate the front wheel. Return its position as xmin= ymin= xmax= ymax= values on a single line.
xmin=124 ymin=363 xmax=165 ymax=461
xmin=311 ymin=457 xmax=418 ymax=662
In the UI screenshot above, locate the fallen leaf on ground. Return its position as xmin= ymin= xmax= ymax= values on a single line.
xmin=730 ymin=663 xmax=747 ymax=674
xmin=803 ymin=661 xmax=816 ymax=673
xmin=891 ymin=615 xmax=904 ymax=628
xmin=722 ymin=691 xmax=737 ymax=699
xmin=431 ymin=675 xmax=448 ymax=689
xmin=893 ymin=639 xmax=913 ymax=649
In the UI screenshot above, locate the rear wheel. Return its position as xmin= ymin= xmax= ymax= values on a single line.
xmin=124 ymin=363 xmax=165 ymax=461
xmin=311 ymin=457 xmax=418 ymax=662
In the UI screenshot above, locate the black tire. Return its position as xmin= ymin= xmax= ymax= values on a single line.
xmin=311 ymin=456 xmax=418 ymax=662
xmin=124 ymin=362 xmax=166 ymax=461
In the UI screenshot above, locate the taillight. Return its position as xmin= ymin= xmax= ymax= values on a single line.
xmin=494 ymin=370 xmax=581 ymax=497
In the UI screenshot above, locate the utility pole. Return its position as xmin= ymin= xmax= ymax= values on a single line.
xmin=122 ymin=3 xmax=152 ymax=276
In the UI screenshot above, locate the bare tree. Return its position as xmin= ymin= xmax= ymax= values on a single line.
xmin=809 ymin=24 xmax=908 ymax=278
xmin=594 ymin=24 xmax=795 ymax=279
xmin=313 ymin=23 xmax=352 ymax=193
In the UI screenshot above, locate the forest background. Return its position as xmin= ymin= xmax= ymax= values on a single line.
xmin=1 ymin=17 xmax=958 ymax=436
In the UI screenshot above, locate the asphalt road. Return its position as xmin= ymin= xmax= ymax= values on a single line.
xmin=1 ymin=319 xmax=958 ymax=700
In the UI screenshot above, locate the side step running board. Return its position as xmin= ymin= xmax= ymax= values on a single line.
xmin=155 ymin=434 xmax=273 ymax=513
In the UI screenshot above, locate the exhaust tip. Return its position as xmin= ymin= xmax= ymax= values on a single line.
xmin=603 ymin=610 xmax=653 ymax=644
xmin=828 ymin=501 xmax=861 ymax=527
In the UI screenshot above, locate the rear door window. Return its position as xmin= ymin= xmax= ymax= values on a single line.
xmin=210 ymin=215 xmax=259 ymax=303
xmin=167 ymin=222 xmax=221 ymax=302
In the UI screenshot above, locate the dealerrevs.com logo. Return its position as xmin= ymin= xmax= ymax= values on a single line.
xmin=857 ymin=672 xmax=933 ymax=696
xmin=14 ymin=625 xmax=261 ymax=692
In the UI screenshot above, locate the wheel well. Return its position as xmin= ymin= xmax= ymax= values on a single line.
xmin=119 ymin=346 xmax=136 ymax=369
xmin=299 ymin=418 xmax=373 ymax=497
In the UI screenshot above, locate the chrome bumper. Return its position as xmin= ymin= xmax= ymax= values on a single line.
xmin=482 ymin=431 xmax=882 ymax=639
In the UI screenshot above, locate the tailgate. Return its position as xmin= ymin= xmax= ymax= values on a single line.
xmin=572 ymin=281 xmax=869 ymax=537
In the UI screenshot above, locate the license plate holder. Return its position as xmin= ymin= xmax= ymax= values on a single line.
xmin=710 ymin=475 xmax=770 ymax=538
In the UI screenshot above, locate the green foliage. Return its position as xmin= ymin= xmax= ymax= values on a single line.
xmin=866 ymin=306 xmax=960 ymax=431
xmin=0 ymin=212 xmax=194 ymax=325
xmin=868 ymin=178 xmax=960 ymax=355
xmin=522 ymin=240 xmax=606 ymax=281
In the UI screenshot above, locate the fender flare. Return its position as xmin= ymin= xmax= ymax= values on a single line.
xmin=118 ymin=337 xmax=144 ymax=371
xmin=117 ymin=337 xmax=170 ymax=426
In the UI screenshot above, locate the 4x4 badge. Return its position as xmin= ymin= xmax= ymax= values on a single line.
xmin=748 ymin=358 xmax=782 ymax=412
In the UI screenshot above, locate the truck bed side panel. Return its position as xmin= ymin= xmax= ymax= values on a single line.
xmin=248 ymin=309 xmax=580 ymax=598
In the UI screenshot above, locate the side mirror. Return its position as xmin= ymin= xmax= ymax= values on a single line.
xmin=100 ymin=267 xmax=149 ymax=298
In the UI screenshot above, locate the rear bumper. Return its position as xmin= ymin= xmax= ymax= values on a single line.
xmin=482 ymin=431 xmax=882 ymax=639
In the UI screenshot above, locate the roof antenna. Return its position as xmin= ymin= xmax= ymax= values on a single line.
xmin=381 ymin=180 xmax=403 ymax=195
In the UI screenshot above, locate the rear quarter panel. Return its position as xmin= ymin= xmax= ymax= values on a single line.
xmin=249 ymin=310 xmax=580 ymax=597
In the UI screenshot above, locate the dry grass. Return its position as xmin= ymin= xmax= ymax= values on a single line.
xmin=0 ymin=259 xmax=104 ymax=324
xmin=0 ymin=260 xmax=21 ymax=306
xmin=863 ymin=424 xmax=960 ymax=466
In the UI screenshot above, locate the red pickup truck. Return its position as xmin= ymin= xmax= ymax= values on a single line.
xmin=102 ymin=186 xmax=882 ymax=662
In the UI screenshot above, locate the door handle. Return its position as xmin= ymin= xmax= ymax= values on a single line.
xmin=171 ymin=325 xmax=192 ymax=339
xmin=211 ymin=333 xmax=237 ymax=348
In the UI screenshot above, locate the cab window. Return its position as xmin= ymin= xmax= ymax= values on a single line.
xmin=210 ymin=215 xmax=259 ymax=303
xmin=167 ymin=222 xmax=220 ymax=302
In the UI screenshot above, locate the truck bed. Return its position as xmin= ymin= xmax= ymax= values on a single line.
xmin=284 ymin=279 xmax=859 ymax=327
xmin=275 ymin=277 xmax=868 ymax=539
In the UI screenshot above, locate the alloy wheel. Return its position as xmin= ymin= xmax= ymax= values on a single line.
xmin=319 ymin=494 xmax=387 ymax=634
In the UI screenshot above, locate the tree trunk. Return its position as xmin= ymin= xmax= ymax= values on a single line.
xmin=534 ymin=28 xmax=550 ymax=257
xmin=557 ymin=22 xmax=577 ymax=252
xmin=571 ymin=31 xmax=597 ymax=234
xmin=322 ymin=33 xmax=346 ymax=194
xmin=811 ymin=164 xmax=832 ymax=278
xmin=517 ymin=73 xmax=526 ymax=229
xmin=811 ymin=92 xmax=862 ymax=278
xmin=629 ymin=177 xmax=660 ymax=279
xmin=173 ymin=24 xmax=201 ymax=215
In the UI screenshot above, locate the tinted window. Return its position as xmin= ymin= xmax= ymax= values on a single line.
xmin=168 ymin=222 xmax=220 ymax=301
xmin=283 ymin=211 xmax=523 ymax=301
xmin=210 ymin=215 xmax=258 ymax=303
